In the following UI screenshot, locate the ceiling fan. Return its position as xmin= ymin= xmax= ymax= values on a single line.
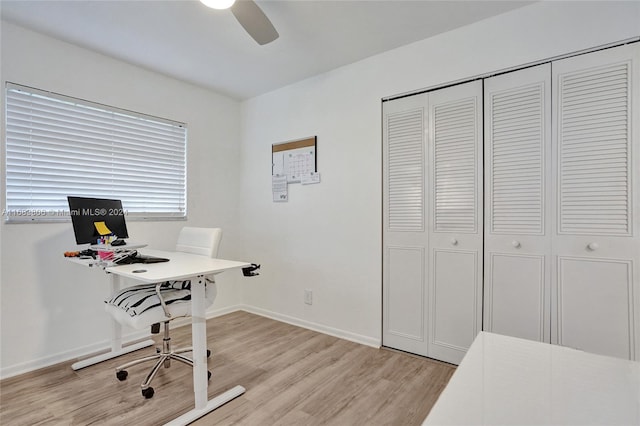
xmin=200 ymin=0 xmax=279 ymax=45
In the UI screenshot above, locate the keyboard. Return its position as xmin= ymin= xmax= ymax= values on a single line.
xmin=114 ymin=252 xmax=169 ymax=265
xmin=136 ymin=254 xmax=170 ymax=264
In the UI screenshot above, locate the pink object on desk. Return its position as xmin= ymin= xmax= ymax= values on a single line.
xmin=99 ymin=251 xmax=114 ymax=261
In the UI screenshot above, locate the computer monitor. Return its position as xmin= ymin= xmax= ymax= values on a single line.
xmin=67 ymin=196 xmax=129 ymax=245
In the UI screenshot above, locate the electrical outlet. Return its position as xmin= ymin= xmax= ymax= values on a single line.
xmin=304 ymin=289 xmax=313 ymax=305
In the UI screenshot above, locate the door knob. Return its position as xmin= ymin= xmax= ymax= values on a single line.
xmin=512 ymin=240 xmax=521 ymax=249
xmin=587 ymin=242 xmax=599 ymax=251
xmin=451 ymin=238 xmax=458 ymax=246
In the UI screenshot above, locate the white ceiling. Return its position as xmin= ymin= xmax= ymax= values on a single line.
xmin=0 ymin=0 xmax=533 ymax=100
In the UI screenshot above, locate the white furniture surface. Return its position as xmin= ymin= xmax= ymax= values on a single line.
xmin=423 ymin=332 xmax=640 ymax=426
xmin=104 ymin=249 xmax=248 ymax=283
xmin=69 ymin=248 xmax=250 ymax=425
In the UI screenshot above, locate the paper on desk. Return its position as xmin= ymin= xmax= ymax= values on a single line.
xmin=94 ymin=221 xmax=112 ymax=235
xmin=272 ymin=174 xmax=288 ymax=202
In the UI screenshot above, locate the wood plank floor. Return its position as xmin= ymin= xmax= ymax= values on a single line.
xmin=0 ymin=311 xmax=455 ymax=425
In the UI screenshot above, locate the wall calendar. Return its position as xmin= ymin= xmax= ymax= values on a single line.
xmin=272 ymin=136 xmax=317 ymax=183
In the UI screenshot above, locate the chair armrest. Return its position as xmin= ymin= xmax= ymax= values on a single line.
xmin=155 ymin=278 xmax=213 ymax=319
xmin=155 ymin=282 xmax=172 ymax=318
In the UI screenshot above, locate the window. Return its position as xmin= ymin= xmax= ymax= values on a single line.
xmin=4 ymin=83 xmax=187 ymax=222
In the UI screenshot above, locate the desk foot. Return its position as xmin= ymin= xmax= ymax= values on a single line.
xmin=71 ymin=339 xmax=155 ymax=370
xmin=164 ymin=385 xmax=246 ymax=426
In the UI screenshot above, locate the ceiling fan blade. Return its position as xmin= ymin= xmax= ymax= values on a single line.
xmin=231 ymin=0 xmax=279 ymax=45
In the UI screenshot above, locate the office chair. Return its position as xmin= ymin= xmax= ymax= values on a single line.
xmin=104 ymin=227 xmax=222 ymax=399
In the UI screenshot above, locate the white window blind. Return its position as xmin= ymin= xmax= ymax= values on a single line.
xmin=4 ymin=83 xmax=187 ymax=222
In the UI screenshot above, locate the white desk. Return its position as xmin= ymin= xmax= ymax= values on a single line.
xmin=69 ymin=249 xmax=250 ymax=425
xmin=423 ymin=332 xmax=640 ymax=425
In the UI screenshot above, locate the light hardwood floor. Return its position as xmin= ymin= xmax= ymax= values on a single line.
xmin=0 ymin=311 xmax=455 ymax=425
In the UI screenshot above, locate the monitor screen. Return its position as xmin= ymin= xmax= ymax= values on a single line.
xmin=67 ymin=196 xmax=129 ymax=245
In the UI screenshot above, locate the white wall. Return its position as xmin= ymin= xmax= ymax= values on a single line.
xmin=237 ymin=1 xmax=640 ymax=345
xmin=0 ymin=21 xmax=244 ymax=377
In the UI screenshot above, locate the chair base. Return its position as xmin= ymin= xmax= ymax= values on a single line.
xmin=114 ymin=322 xmax=211 ymax=398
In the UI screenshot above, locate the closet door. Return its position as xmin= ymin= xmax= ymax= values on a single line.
xmin=383 ymin=82 xmax=483 ymax=364
xmin=552 ymin=43 xmax=640 ymax=360
xmin=483 ymin=64 xmax=552 ymax=343
xmin=382 ymin=93 xmax=429 ymax=356
xmin=428 ymin=81 xmax=483 ymax=364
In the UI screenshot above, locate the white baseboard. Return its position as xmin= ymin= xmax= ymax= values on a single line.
xmin=0 ymin=329 xmax=150 ymax=380
xmin=238 ymin=305 xmax=381 ymax=349
xmin=0 ymin=305 xmax=244 ymax=380
xmin=207 ymin=304 xmax=245 ymax=320
xmin=0 ymin=304 xmax=380 ymax=380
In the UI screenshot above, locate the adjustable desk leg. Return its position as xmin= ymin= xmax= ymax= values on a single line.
xmin=110 ymin=273 xmax=124 ymax=352
xmin=164 ymin=276 xmax=245 ymax=426
xmin=71 ymin=273 xmax=154 ymax=371
xmin=191 ymin=276 xmax=208 ymax=409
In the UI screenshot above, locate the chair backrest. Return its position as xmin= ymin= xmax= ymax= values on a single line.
xmin=175 ymin=227 xmax=222 ymax=258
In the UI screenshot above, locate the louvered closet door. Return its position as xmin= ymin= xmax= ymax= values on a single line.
xmin=382 ymin=93 xmax=429 ymax=356
xmin=552 ymin=43 xmax=640 ymax=360
xmin=427 ymin=81 xmax=483 ymax=364
xmin=484 ymin=64 xmax=552 ymax=343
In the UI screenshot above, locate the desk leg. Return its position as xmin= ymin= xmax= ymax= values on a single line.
xmin=71 ymin=273 xmax=154 ymax=371
xmin=164 ymin=276 xmax=245 ymax=426
xmin=191 ymin=276 xmax=209 ymax=409
xmin=110 ymin=273 xmax=124 ymax=352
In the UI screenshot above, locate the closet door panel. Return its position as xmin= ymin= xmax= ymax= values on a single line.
xmin=432 ymin=249 xmax=479 ymax=351
xmin=385 ymin=246 xmax=426 ymax=349
xmin=428 ymin=81 xmax=483 ymax=364
xmin=382 ymin=93 xmax=429 ymax=356
xmin=486 ymin=253 xmax=545 ymax=342
xmin=552 ymin=43 xmax=640 ymax=360
xmin=484 ymin=64 xmax=552 ymax=342
xmin=557 ymin=257 xmax=633 ymax=359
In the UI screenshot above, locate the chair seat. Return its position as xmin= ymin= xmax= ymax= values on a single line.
xmin=105 ymin=281 xmax=217 ymax=330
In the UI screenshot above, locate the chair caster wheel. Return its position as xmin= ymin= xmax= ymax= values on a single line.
xmin=207 ymin=349 xmax=211 ymax=358
xmin=142 ymin=387 xmax=154 ymax=399
xmin=116 ymin=370 xmax=128 ymax=381
xmin=208 ymin=371 xmax=212 ymax=380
